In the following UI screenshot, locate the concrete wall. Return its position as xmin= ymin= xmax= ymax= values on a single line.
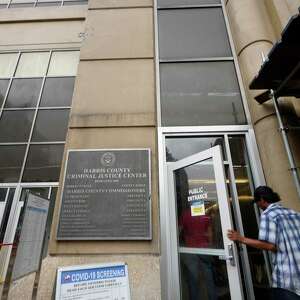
xmin=0 ymin=6 xmax=86 ymax=300
xmin=37 ymin=0 xmax=161 ymax=299
xmin=226 ymin=0 xmax=300 ymax=210
xmin=0 ymin=6 xmax=86 ymax=51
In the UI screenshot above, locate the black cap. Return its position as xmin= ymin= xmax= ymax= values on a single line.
xmin=253 ymin=186 xmax=280 ymax=203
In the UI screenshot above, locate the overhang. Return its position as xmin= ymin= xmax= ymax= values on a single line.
xmin=249 ymin=11 xmax=300 ymax=103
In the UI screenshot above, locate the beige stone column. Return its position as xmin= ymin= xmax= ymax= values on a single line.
xmin=226 ymin=0 xmax=300 ymax=210
xmin=37 ymin=1 xmax=161 ymax=299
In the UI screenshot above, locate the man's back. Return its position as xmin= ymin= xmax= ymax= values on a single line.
xmin=259 ymin=203 xmax=300 ymax=295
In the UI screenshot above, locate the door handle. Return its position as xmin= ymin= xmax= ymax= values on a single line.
xmin=218 ymin=244 xmax=236 ymax=266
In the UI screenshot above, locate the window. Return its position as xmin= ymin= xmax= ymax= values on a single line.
xmin=158 ymin=2 xmax=247 ymax=126
xmin=0 ymin=0 xmax=88 ymax=8
xmin=0 ymin=50 xmax=80 ymax=183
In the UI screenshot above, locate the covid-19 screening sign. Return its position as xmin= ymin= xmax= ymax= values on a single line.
xmin=55 ymin=262 xmax=131 ymax=300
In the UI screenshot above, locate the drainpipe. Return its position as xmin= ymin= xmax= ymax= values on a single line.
xmin=270 ymin=90 xmax=300 ymax=199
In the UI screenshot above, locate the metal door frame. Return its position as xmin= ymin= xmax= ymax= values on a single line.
xmin=167 ymin=145 xmax=244 ymax=299
xmin=158 ymin=126 xmax=270 ymax=300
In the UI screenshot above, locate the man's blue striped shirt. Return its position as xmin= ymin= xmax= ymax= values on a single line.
xmin=259 ymin=203 xmax=300 ymax=295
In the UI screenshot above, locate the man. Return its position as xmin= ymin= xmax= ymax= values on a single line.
xmin=227 ymin=186 xmax=300 ymax=299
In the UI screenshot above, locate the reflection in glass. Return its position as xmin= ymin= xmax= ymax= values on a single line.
xmin=15 ymin=52 xmax=50 ymax=77
xmin=0 ymin=189 xmax=15 ymax=243
xmin=0 ymin=110 xmax=34 ymax=142
xmin=229 ymin=136 xmax=271 ymax=298
xmin=175 ymin=160 xmax=223 ymax=249
xmin=5 ymin=78 xmax=43 ymax=108
xmin=0 ymin=53 xmax=18 ymax=78
xmin=0 ymin=79 xmax=9 ymax=107
xmin=158 ymin=8 xmax=231 ymax=60
xmin=180 ymin=253 xmax=230 ymax=300
xmin=160 ymin=62 xmax=246 ymax=126
xmin=40 ymin=77 xmax=75 ymax=107
xmin=166 ymin=136 xmax=225 ymax=162
xmin=0 ymin=146 xmax=26 ymax=182
xmin=0 ymin=188 xmax=7 ymax=202
xmin=48 ymin=51 xmax=80 ymax=76
xmin=22 ymin=144 xmax=64 ymax=182
xmin=20 ymin=188 xmax=50 ymax=202
xmin=32 ymin=109 xmax=70 ymax=142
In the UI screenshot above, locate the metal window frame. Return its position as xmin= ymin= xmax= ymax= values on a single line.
xmin=0 ymin=49 xmax=79 ymax=184
xmin=3 ymin=0 xmax=88 ymax=8
xmin=155 ymin=0 xmax=253 ymax=128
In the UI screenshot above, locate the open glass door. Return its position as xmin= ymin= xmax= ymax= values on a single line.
xmin=167 ymin=145 xmax=244 ymax=300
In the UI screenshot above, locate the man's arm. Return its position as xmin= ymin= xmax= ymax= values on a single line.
xmin=227 ymin=230 xmax=277 ymax=252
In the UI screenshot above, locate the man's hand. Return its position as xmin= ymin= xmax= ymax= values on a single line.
xmin=227 ymin=229 xmax=276 ymax=252
xmin=227 ymin=230 xmax=243 ymax=242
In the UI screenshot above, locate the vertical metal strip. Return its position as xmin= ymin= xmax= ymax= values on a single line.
xmin=224 ymin=134 xmax=255 ymax=300
xmin=212 ymin=146 xmax=244 ymax=300
xmin=271 ymin=91 xmax=300 ymax=199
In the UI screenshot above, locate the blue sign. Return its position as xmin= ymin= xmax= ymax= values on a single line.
xmin=61 ymin=265 xmax=126 ymax=284
xmin=56 ymin=262 xmax=131 ymax=300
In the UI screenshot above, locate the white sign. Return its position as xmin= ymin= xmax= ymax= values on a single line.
xmin=56 ymin=262 xmax=131 ymax=300
xmin=12 ymin=193 xmax=49 ymax=280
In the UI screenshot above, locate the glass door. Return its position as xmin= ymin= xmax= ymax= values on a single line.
xmin=167 ymin=146 xmax=244 ymax=300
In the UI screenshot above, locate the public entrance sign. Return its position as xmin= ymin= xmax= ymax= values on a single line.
xmin=56 ymin=263 xmax=131 ymax=300
xmin=57 ymin=149 xmax=151 ymax=240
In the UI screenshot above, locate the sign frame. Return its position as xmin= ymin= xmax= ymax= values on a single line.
xmin=56 ymin=148 xmax=152 ymax=240
xmin=55 ymin=262 xmax=131 ymax=300
xmin=12 ymin=192 xmax=49 ymax=280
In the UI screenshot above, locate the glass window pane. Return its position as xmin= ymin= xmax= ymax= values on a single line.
xmin=0 ymin=53 xmax=18 ymax=78
xmin=22 ymin=144 xmax=64 ymax=182
xmin=9 ymin=2 xmax=34 ymax=7
xmin=40 ymin=77 xmax=75 ymax=107
xmin=0 ymin=110 xmax=35 ymax=142
xmin=0 ymin=188 xmax=7 ymax=201
xmin=0 ymin=189 xmax=15 ymax=243
xmin=158 ymin=8 xmax=232 ymax=59
xmin=165 ymin=136 xmax=226 ymax=162
xmin=5 ymin=78 xmax=43 ymax=108
xmin=0 ymin=146 xmax=26 ymax=183
xmin=63 ymin=0 xmax=88 ymax=5
xmin=175 ymin=159 xmax=223 ymax=250
xmin=36 ymin=1 xmax=60 ymax=6
xmin=160 ymin=61 xmax=246 ymax=126
xmin=158 ymin=0 xmax=220 ymax=7
xmin=48 ymin=51 xmax=80 ymax=76
xmin=180 ymin=254 xmax=230 ymax=300
xmin=15 ymin=52 xmax=50 ymax=78
xmin=32 ymin=109 xmax=70 ymax=142
xmin=11 ymin=0 xmax=35 ymax=2
xmin=0 ymin=80 xmax=9 ymax=107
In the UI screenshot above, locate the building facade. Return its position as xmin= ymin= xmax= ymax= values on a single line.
xmin=0 ymin=0 xmax=299 ymax=299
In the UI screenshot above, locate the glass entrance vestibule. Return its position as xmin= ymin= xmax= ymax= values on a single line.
xmin=159 ymin=129 xmax=272 ymax=300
